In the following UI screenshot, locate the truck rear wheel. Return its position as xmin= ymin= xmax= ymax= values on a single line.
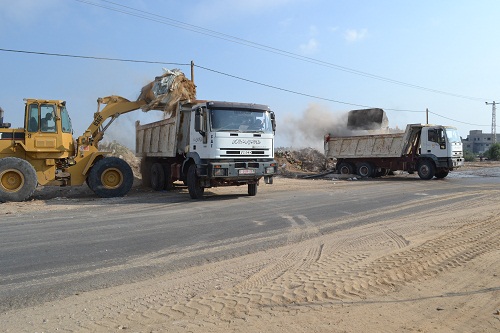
xmin=417 ymin=159 xmax=435 ymax=180
xmin=163 ymin=163 xmax=174 ymax=190
xmin=88 ymin=157 xmax=133 ymax=198
xmin=150 ymin=163 xmax=165 ymax=191
xmin=356 ymin=162 xmax=374 ymax=178
xmin=337 ymin=162 xmax=354 ymax=175
xmin=187 ymin=164 xmax=204 ymax=199
xmin=0 ymin=157 xmax=37 ymax=202
xmin=248 ymin=183 xmax=257 ymax=196
xmin=140 ymin=158 xmax=152 ymax=187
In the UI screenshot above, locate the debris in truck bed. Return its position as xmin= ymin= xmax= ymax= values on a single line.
xmin=347 ymin=108 xmax=388 ymax=130
xmin=138 ymin=68 xmax=196 ymax=115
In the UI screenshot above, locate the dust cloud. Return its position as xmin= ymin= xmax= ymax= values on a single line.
xmin=278 ymin=103 xmax=351 ymax=150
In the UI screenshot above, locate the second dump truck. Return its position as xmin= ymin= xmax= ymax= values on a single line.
xmin=324 ymin=123 xmax=464 ymax=179
xmin=136 ymin=100 xmax=277 ymax=198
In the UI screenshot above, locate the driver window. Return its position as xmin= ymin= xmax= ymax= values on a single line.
xmin=427 ymin=129 xmax=438 ymax=143
xmin=40 ymin=104 xmax=56 ymax=133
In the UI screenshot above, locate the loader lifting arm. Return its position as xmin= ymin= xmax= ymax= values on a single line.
xmin=79 ymin=95 xmax=147 ymax=147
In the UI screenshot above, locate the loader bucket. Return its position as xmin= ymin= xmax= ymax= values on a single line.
xmin=347 ymin=108 xmax=388 ymax=130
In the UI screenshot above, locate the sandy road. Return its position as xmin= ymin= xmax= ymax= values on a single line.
xmin=1 ymin=167 xmax=499 ymax=332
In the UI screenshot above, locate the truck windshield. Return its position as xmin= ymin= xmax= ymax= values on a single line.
xmin=445 ymin=128 xmax=461 ymax=143
xmin=210 ymin=109 xmax=273 ymax=134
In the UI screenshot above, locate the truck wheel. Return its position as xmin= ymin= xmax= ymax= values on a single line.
xmin=248 ymin=183 xmax=257 ymax=196
xmin=0 ymin=157 xmax=37 ymax=202
xmin=435 ymin=169 xmax=449 ymax=179
xmin=150 ymin=163 xmax=165 ymax=191
xmin=374 ymin=168 xmax=389 ymax=177
xmin=356 ymin=162 xmax=374 ymax=178
xmin=337 ymin=162 xmax=354 ymax=175
xmin=417 ymin=159 xmax=435 ymax=180
xmin=140 ymin=158 xmax=152 ymax=187
xmin=88 ymin=157 xmax=133 ymax=198
xmin=187 ymin=164 xmax=204 ymax=199
xmin=163 ymin=163 xmax=174 ymax=190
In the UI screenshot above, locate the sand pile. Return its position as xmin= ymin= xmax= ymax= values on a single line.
xmin=138 ymin=68 xmax=196 ymax=116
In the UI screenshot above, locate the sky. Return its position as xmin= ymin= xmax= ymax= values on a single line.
xmin=1 ymin=0 xmax=500 ymax=150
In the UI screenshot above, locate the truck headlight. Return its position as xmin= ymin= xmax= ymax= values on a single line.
xmin=265 ymin=166 xmax=275 ymax=174
xmin=213 ymin=167 xmax=228 ymax=176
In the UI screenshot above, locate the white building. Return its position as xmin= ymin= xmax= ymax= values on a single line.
xmin=462 ymin=130 xmax=500 ymax=154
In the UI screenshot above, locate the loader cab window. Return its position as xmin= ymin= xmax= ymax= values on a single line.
xmin=27 ymin=104 xmax=39 ymax=132
xmin=40 ymin=104 xmax=56 ymax=133
xmin=60 ymin=105 xmax=73 ymax=133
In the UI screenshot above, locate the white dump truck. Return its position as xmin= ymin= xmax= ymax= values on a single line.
xmin=136 ymin=100 xmax=277 ymax=198
xmin=324 ymin=123 xmax=464 ymax=179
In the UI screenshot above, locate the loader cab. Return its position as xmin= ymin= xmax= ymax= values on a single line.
xmin=24 ymin=99 xmax=75 ymax=157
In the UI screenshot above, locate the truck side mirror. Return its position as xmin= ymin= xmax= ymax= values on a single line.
xmin=195 ymin=107 xmax=206 ymax=136
xmin=270 ymin=111 xmax=276 ymax=132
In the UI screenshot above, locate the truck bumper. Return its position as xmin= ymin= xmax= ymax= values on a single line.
xmin=205 ymin=160 xmax=278 ymax=181
xmin=437 ymin=157 xmax=464 ymax=169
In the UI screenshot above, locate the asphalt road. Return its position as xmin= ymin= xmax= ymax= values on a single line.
xmin=1 ymin=171 xmax=499 ymax=312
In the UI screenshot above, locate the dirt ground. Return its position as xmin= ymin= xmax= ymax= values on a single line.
xmin=1 ymin=161 xmax=500 ymax=332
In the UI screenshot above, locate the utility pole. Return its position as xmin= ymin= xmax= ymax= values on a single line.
xmin=486 ymin=101 xmax=497 ymax=144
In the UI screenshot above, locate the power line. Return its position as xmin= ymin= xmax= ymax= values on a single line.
xmin=73 ymin=0 xmax=489 ymax=102
xmin=193 ymin=64 xmax=423 ymax=112
xmin=0 ymin=47 xmax=491 ymax=127
xmin=0 ymin=48 xmax=188 ymax=66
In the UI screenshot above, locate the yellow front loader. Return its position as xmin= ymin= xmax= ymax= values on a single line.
xmin=0 ymin=96 xmax=145 ymax=202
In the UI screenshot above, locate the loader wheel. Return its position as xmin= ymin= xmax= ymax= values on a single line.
xmin=150 ymin=163 xmax=165 ymax=191
xmin=248 ymin=183 xmax=258 ymax=196
xmin=0 ymin=157 xmax=38 ymax=202
xmin=187 ymin=164 xmax=204 ymax=199
xmin=87 ymin=157 xmax=133 ymax=198
xmin=417 ymin=159 xmax=435 ymax=180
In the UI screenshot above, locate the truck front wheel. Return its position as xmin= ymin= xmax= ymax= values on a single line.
xmin=187 ymin=164 xmax=204 ymax=199
xmin=248 ymin=183 xmax=257 ymax=196
xmin=435 ymin=168 xmax=449 ymax=179
xmin=417 ymin=160 xmax=435 ymax=180
xmin=0 ymin=157 xmax=37 ymax=202
xmin=88 ymin=157 xmax=133 ymax=198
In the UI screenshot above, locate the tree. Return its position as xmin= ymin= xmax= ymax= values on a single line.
xmin=485 ymin=143 xmax=500 ymax=161
xmin=463 ymin=150 xmax=476 ymax=162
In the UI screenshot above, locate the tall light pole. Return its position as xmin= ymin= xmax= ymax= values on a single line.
xmin=486 ymin=101 xmax=497 ymax=144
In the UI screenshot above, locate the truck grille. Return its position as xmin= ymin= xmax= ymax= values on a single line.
xmin=220 ymin=148 xmax=270 ymax=157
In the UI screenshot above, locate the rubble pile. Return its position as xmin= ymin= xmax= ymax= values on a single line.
xmin=275 ymin=148 xmax=332 ymax=177
xmin=138 ymin=68 xmax=196 ymax=116
xmin=99 ymin=141 xmax=141 ymax=178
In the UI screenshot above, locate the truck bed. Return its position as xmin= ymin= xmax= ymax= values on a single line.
xmin=136 ymin=117 xmax=178 ymax=157
xmin=325 ymin=132 xmax=407 ymax=159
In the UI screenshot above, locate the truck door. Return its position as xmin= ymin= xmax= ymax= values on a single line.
xmin=422 ymin=127 xmax=448 ymax=158
xmin=25 ymin=102 xmax=58 ymax=152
